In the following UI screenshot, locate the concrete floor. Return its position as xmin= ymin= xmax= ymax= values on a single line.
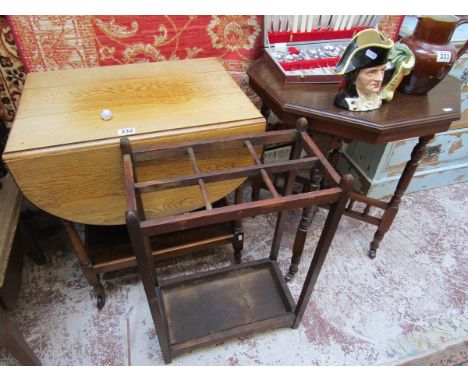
xmin=0 ymin=182 xmax=467 ymax=365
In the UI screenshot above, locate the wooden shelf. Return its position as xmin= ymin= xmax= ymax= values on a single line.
xmin=85 ymin=221 xmax=236 ymax=274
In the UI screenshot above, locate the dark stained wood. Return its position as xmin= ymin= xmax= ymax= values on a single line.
xmin=133 ymin=129 xmax=298 ymax=162
xmin=245 ymin=139 xmax=279 ymax=198
xmin=294 ymin=174 xmax=354 ymax=328
xmin=0 ymin=304 xmax=41 ymax=366
xmin=122 ymin=154 xmax=138 ymax=212
xmin=121 ymin=125 xmax=352 ymax=363
xmin=121 ymin=138 xmax=145 ymax=221
xmin=247 ymin=57 xmax=462 ymax=260
xmin=63 ymin=200 xmax=243 ymax=308
xmin=62 ymin=220 xmax=106 ymax=308
xmin=0 ymin=234 xmax=23 ymax=310
xmin=135 ymin=156 xmax=318 ymax=193
xmin=161 ymin=261 xmax=293 ymax=344
xmin=286 ymin=166 xmax=323 ymax=281
xmin=349 ymin=191 xmax=388 ymax=210
xmin=18 ymin=216 xmax=46 ymax=266
xmin=368 ymin=134 xmax=435 ymax=258
xmin=141 ymin=189 xmax=341 ymax=237
xmin=171 ymin=313 xmax=295 ymax=357
xmin=86 ymin=222 xmax=237 ymax=274
xmin=342 ymin=209 xmax=381 ymax=226
xmin=233 ymin=186 xmax=244 ymax=264
xmin=247 ymin=56 xmax=461 ymax=145
xmin=63 ymin=126 xmax=247 ymax=309
xmin=299 ymin=131 xmax=341 ymax=186
xmin=187 ymin=147 xmax=213 ymax=210
xmin=269 ymin=117 xmax=307 ymax=260
xmin=126 ymin=210 xmax=171 ymax=363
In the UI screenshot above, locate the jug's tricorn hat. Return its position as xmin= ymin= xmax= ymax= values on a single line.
xmin=334 ymin=29 xmax=394 ymax=75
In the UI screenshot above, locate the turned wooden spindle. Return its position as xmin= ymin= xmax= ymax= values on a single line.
xmin=368 ymin=134 xmax=435 ymax=258
xmin=286 ymin=166 xmax=323 ymax=281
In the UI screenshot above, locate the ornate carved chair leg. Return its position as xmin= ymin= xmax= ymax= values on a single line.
xmin=62 ymin=220 xmax=106 ymax=309
xmin=368 ymin=135 xmax=433 ymax=259
xmin=286 ymin=166 xmax=322 ymax=281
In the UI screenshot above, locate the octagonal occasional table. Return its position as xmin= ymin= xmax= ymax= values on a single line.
xmin=247 ymin=57 xmax=461 ymax=273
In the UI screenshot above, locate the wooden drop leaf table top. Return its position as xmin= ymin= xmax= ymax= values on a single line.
xmin=3 ymin=58 xmax=265 ymax=225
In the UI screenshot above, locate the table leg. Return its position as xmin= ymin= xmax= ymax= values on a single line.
xmin=368 ymin=134 xmax=434 ymax=258
xmin=270 ymin=118 xmax=308 ymax=260
xmin=328 ymin=137 xmax=344 ymax=168
xmin=62 ymin=221 xmax=106 ymax=309
xmin=232 ymin=186 xmax=244 ymax=264
xmin=260 ymin=102 xmax=271 ymax=120
xmin=286 ymin=166 xmax=322 ymax=281
xmin=18 ymin=214 xmax=46 ymax=265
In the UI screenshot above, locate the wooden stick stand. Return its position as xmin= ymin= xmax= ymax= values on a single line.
xmin=121 ymin=118 xmax=353 ymax=364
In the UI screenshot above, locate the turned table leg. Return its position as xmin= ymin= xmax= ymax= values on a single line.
xmin=368 ymin=134 xmax=434 ymax=258
xmin=232 ymin=186 xmax=244 ymax=264
xmin=62 ymin=221 xmax=106 ymax=309
xmin=286 ymin=167 xmax=322 ymax=281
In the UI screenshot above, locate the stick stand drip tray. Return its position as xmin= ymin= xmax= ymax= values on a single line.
xmin=159 ymin=259 xmax=296 ymax=355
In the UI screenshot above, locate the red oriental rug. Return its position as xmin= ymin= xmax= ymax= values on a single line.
xmin=7 ymin=16 xmax=263 ymax=95
xmin=0 ymin=16 xmax=25 ymax=128
xmin=7 ymin=15 xmax=403 ymax=104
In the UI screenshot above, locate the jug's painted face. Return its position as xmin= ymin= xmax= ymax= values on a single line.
xmin=333 ymin=29 xmax=394 ymax=111
xmin=355 ymin=63 xmax=387 ymax=97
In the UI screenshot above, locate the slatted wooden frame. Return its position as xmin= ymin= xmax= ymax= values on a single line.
xmin=121 ymin=118 xmax=353 ymax=364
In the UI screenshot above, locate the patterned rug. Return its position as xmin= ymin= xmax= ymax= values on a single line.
xmin=7 ymin=16 xmax=263 ymax=94
xmin=0 ymin=182 xmax=466 ymax=365
xmin=0 ymin=16 xmax=25 ymax=128
xmin=400 ymin=340 xmax=468 ymax=366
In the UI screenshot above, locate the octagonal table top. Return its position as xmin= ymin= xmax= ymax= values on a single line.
xmin=248 ymin=56 xmax=462 ymax=144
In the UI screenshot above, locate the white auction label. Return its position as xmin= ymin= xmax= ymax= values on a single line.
xmin=117 ymin=127 xmax=136 ymax=136
xmin=365 ymin=49 xmax=377 ymax=60
xmin=436 ymin=51 xmax=451 ymax=63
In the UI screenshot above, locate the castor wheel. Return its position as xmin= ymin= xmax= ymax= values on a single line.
xmin=285 ymin=264 xmax=298 ymax=282
xmin=96 ymin=294 xmax=106 ymax=310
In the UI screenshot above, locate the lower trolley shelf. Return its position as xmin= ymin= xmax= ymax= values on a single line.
xmin=159 ymin=259 xmax=296 ymax=355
